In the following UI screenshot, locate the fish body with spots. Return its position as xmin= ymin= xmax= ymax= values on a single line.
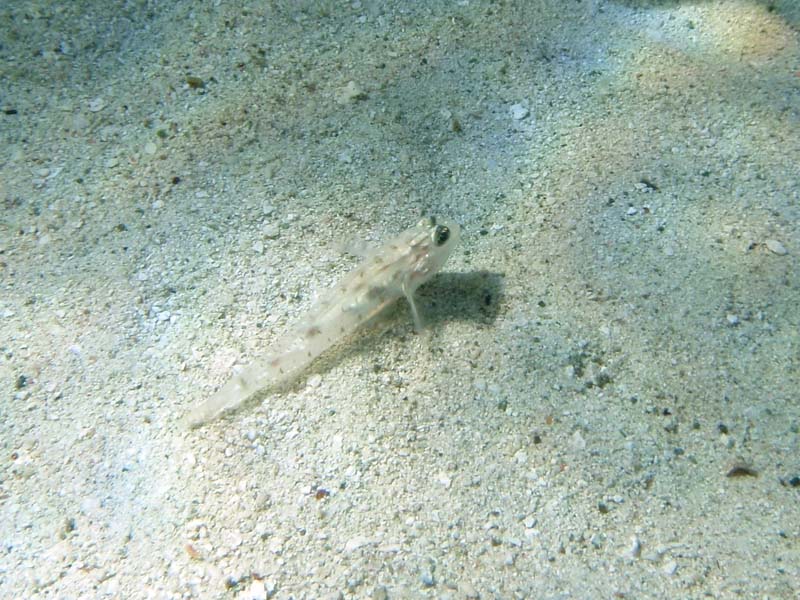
xmin=186 ymin=217 xmax=460 ymax=427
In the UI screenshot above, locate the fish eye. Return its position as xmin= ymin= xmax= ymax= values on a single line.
xmin=433 ymin=225 xmax=450 ymax=246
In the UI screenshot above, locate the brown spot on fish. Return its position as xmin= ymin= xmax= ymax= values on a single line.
xmin=367 ymin=286 xmax=386 ymax=299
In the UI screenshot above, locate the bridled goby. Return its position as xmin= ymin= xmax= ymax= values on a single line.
xmin=186 ymin=217 xmax=461 ymax=427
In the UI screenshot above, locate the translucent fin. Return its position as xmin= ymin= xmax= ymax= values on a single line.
xmin=402 ymin=282 xmax=424 ymax=332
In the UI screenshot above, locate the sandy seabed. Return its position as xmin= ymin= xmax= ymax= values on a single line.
xmin=1 ymin=1 xmax=799 ymax=598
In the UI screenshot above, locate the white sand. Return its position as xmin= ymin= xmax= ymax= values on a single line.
xmin=1 ymin=1 xmax=798 ymax=597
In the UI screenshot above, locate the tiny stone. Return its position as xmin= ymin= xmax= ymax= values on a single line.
xmin=105 ymin=157 xmax=119 ymax=169
xmin=88 ymin=97 xmax=106 ymax=112
xmin=570 ymin=430 xmax=586 ymax=451
xmin=344 ymin=536 xmax=369 ymax=552
xmin=262 ymin=224 xmax=280 ymax=239
xmin=144 ymin=141 xmax=157 ymax=155
xmin=726 ymin=314 xmax=739 ymax=326
xmin=248 ymin=579 xmax=267 ymax=600
xmin=626 ymin=206 xmax=638 ymax=215
xmin=186 ymin=75 xmax=205 ymax=89
xmin=628 ymin=535 xmax=642 ymax=559
xmin=510 ymin=103 xmax=529 ymax=120
xmin=420 ymin=571 xmax=435 ymax=587
xmin=337 ymin=81 xmax=367 ymax=104
xmin=252 ymin=240 xmax=264 ymax=254
xmin=765 ymin=239 xmax=787 ymax=255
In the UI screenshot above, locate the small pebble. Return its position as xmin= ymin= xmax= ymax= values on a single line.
xmin=186 ymin=76 xmax=205 ymax=89
xmin=570 ymin=430 xmax=586 ymax=451
xmin=144 ymin=141 xmax=157 ymax=155
xmin=420 ymin=571 xmax=435 ymax=587
xmin=88 ymin=97 xmax=106 ymax=112
xmin=627 ymin=535 xmax=642 ymax=559
xmin=247 ymin=579 xmax=267 ymax=600
xmin=337 ymin=81 xmax=367 ymax=104
xmin=344 ymin=536 xmax=370 ymax=552
xmin=726 ymin=314 xmax=739 ymax=326
xmin=765 ymin=239 xmax=787 ymax=255
xmin=509 ymin=103 xmax=529 ymax=120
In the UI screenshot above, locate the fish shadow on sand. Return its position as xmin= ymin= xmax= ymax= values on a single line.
xmin=416 ymin=270 xmax=505 ymax=329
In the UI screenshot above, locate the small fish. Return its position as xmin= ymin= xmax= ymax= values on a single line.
xmin=186 ymin=217 xmax=461 ymax=427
